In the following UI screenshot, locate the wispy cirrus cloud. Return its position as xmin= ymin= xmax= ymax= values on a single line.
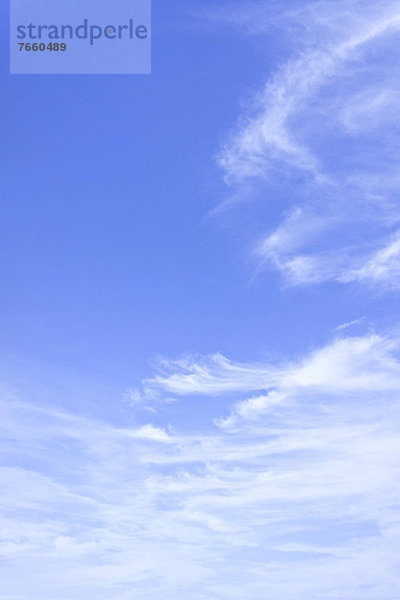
xmin=212 ymin=0 xmax=400 ymax=288
xmin=340 ymin=232 xmax=400 ymax=287
xmin=2 ymin=332 xmax=400 ymax=599
xmin=147 ymin=333 xmax=400 ymax=427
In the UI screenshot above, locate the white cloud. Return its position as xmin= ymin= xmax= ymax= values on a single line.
xmin=148 ymin=334 xmax=400 ymax=427
xmin=336 ymin=318 xmax=365 ymax=331
xmin=1 ymin=333 xmax=400 ymax=598
xmin=213 ymin=0 xmax=400 ymax=289
xmin=340 ymin=232 xmax=400 ymax=286
xmin=143 ymin=352 xmax=282 ymax=396
xmin=219 ymin=2 xmax=400 ymax=183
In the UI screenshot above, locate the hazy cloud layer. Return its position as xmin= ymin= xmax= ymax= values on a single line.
xmin=1 ymin=333 xmax=400 ymax=599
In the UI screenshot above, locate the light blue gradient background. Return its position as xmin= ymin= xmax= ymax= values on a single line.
xmin=1 ymin=1 xmax=400 ymax=599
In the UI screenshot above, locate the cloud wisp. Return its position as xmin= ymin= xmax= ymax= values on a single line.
xmin=214 ymin=0 xmax=400 ymax=288
xmin=2 ymin=333 xmax=400 ymax=599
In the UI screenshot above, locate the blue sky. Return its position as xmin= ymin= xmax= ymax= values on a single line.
xmin=1 ymin=1 xmax=400 ymax=598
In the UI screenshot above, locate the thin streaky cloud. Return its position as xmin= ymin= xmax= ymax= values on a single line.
xmin=1 ymin=332 xmax=400 ymax=598
xmin=213 ymin=0 xmax=400 ymax=289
